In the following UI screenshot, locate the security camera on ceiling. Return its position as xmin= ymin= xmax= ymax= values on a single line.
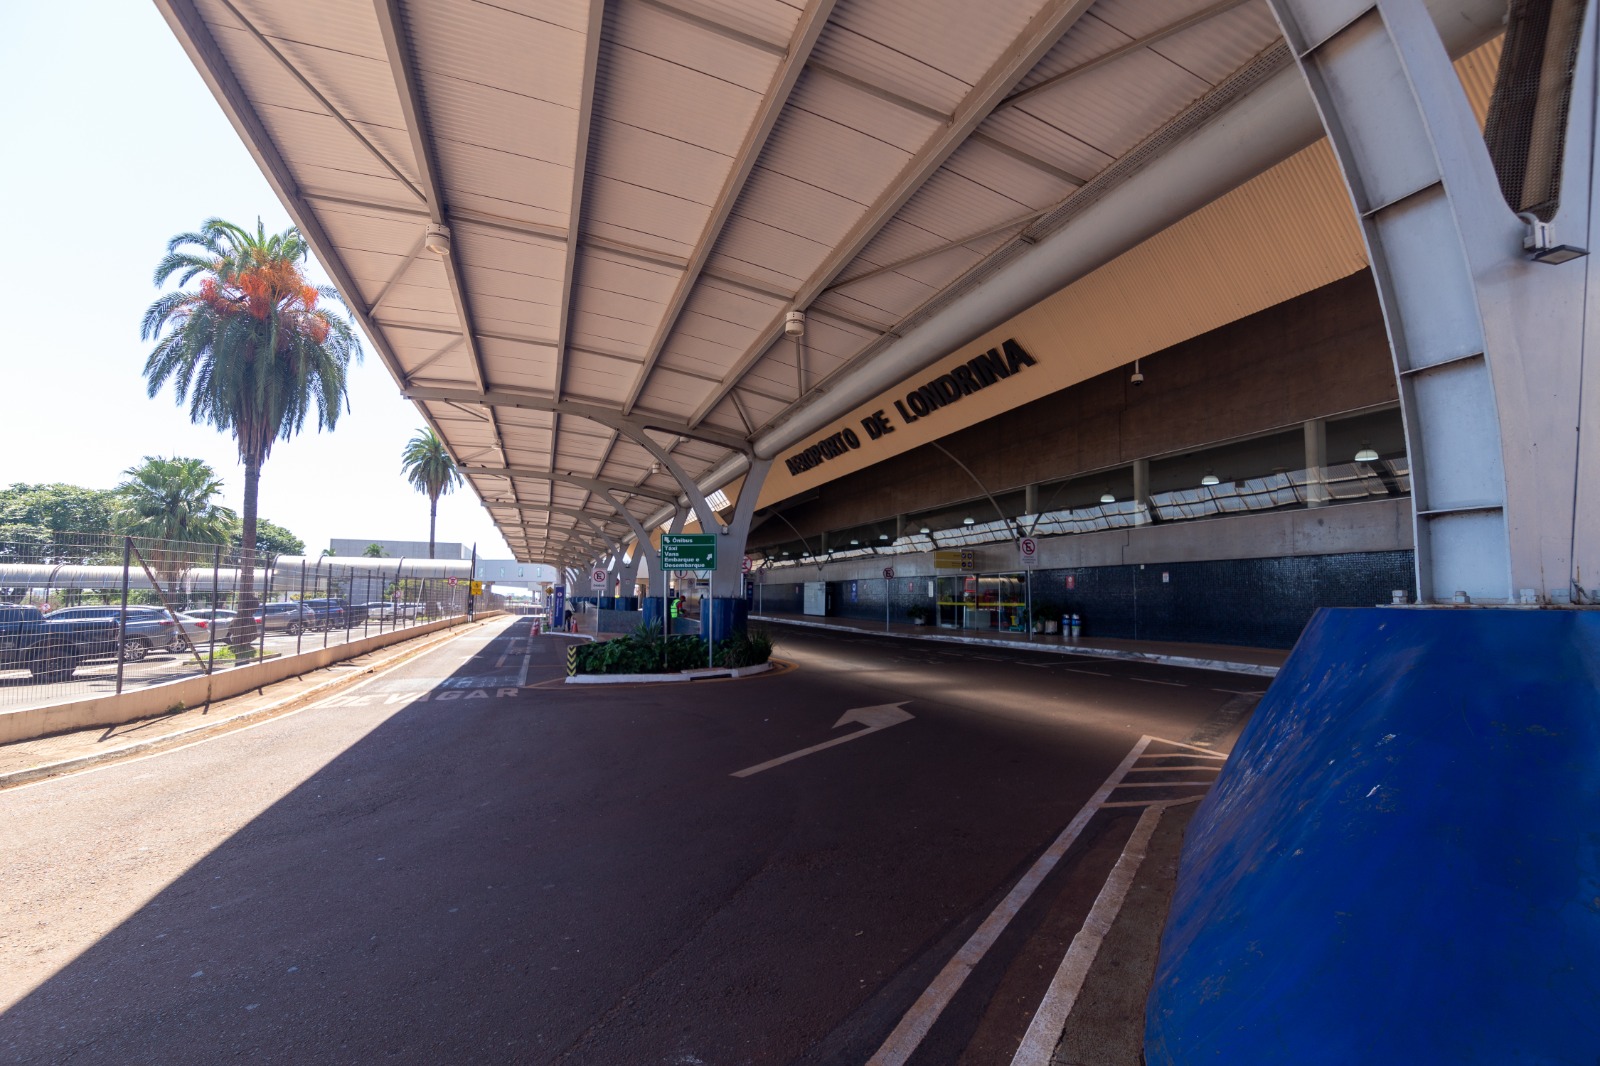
xmin=1130 ymin=359 xmax=1144 ymax=387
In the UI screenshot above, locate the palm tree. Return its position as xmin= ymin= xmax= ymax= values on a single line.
xmin=400 ymin=428 xmax=462 ymax=559
xmin=142 ymin=218 xmax=361 ymax=644
xmin=112 ymin=456 xmax=238 ymax=582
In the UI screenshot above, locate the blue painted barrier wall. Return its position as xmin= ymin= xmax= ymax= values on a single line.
xmin=1147 ymin=606 xmax=1600 ymax=1064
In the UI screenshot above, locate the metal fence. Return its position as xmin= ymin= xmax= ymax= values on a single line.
xmin=0 ymin=532 xmax=501 ymax=712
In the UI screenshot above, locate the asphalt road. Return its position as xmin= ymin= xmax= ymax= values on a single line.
xmin=0 ymin=618 xmax=1260 ymax=1064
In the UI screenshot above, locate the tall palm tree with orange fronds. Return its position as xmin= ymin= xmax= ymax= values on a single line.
xmin=142 ymin=218 xmax=361 ymax=646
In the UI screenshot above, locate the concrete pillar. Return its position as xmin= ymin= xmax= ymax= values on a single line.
xmin=1133 ymin=458 xmax=1153 ymax=523
xmin=1304 ymin=417 xmax=1329 ymax=508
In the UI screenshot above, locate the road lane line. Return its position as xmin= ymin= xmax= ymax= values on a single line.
xmin=865 ymin=735 xmax=1155 ymax=1066
xmin=1145 ymin=737 xmax=1229 ymax=756
xmin=1009 ymin=804 xmax=1165 ymax=1066
xmin=516 ymin=620 xmax=539 ymax=687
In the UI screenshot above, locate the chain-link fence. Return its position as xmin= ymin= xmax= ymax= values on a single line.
xmin=0 ymin=532 xmax=502 ymax=711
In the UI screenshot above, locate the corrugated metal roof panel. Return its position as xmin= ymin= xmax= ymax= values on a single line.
xmin=478 ymin=338 xmax=556 ymax=390
xmin=979 ymin=107 xmax=1115 ymax=182
xmin=812 ymin=0 xmax=1037 ymax=114
xmin=585 ymin=118 xmax=731 ymax=213
xmin=816 ymin=269 xmax=939 ymax=322
xmin=756 ymin=101 xmax=911 ymax=206
xmin=890 ymin=166 xmax=1035 ymax=239
xmin=592 ymin=38 xmax=761 ymax=158
xmin=564 ymin=347 xmax=646 ymax=403
xmin=470 ymin=295 xmax=561 ymax=337
xmin=718 ymin=166 xmax=865 ymax=258
xmin=938 ymin=138 xmax=1078 ymax=209
xmin=1141 ymin=5 xmax=1282 ymax=84
xmin=787 ymin=66 xmax=945 ymax=152
xmin=406 ymin=73 xmax=578 ymax=177
xmin=606 ymin=2 xmax=780 ymax=92
xmin=653 ymin=0 xmax=803 ymax=45
xmin=207 ymin=11 xmax=408 ymax=137
xmin=405 ymin=0 xmax=589 ymax=96
xmin=1013 ymin=50 xmax=1210 ymax=159
xmin=451 ymin=227 xmax=567 ymax=280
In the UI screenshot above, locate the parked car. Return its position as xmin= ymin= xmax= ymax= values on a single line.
xmin=44 ymin=605 xmax=187 ymax=660
xmin=300 ymin=598 xmax=368 ymax=629
xmin=178 ymin=607 xmax=264 ymax=643
xmin=363 ymin=601 xmax=396 ymax=621
xmin=0 ymin=604 xmax=121 ymax=682
xmin=260 ymin=601 xmax=311 ymax=635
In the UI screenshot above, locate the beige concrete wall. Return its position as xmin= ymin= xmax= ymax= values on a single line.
xmin=0 ymin=616 xmax=479 ymax=747
xmin=752 ymin=38 xmax=1503 ymax=512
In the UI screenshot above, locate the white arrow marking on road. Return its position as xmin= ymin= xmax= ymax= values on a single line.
xmin=731 ymin=703 xmax=914 ymax=778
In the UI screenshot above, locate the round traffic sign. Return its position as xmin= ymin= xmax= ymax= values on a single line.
xmin=1019 ymin=537 xmax=1037 ymax=557
xmin=882 ymin=566 xmax=895 ymax=580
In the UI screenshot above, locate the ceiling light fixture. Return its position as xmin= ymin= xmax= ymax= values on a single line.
xmin=1201 ymin=473 xmax=1220 ymax=486
xmin=919 ymin=526 xmax=931 ymax=534
xmin=423 ymin=223 xmax=452 ymax=256
xmin=850 ymin=539 xmax=860 ymax=545
xmin=878 ymin=534 xmax=889 ymax=540
xmin=1354 ymin=445 xmax=1380 ymax=462
xmin=1100 ymin=492 xmax=1116 ymax=504
xmin=962 ymin=517 xmax=975 ymax=526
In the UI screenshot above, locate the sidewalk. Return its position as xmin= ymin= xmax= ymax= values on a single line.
xmin=0 ymin=616 xmax=506 ymax=789
xmin=750 ymin=611 xmax=1287 ymax=677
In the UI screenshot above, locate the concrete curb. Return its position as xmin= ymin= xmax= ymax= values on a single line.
xmin=0 ymin=620 xmax=495 ymax=791
xmin=563 ymin=662 xmax=773 ymax=685
xmin=750 ymin=615 xmax=1280 ymax=678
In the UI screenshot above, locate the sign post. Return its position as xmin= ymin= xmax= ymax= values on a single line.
xmin=1018 ymin=538 xmax=1038 ymax=641
xmin=882 ymin=565 xmax=895 ymax=629
xmin=660 ymin=534 xmax=719 ymax=668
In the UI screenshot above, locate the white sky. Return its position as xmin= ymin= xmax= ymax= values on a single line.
xmin=0 ymin=2 xmax=516 ymax=563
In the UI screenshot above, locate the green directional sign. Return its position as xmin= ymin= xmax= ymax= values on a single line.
xmin=660 ymin=533 xmax=717 ymax=571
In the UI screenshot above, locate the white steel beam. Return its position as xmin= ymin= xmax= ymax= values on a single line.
xmin=1268 ymin=0 xmax=1597 ymax=603
xmin=621 ymin=0 xmax=839 ymax=415
xmin=686 ymin=0 xmax=1101 ymax=428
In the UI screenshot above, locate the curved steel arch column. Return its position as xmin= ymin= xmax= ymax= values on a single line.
xmin=1268 ymin=0 xmax=1598 ymax=603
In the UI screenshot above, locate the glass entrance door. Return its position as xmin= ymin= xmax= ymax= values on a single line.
xmin=936 ymin=573 xmax=1027 ymax=631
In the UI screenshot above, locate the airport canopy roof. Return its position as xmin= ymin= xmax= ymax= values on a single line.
xmin=157 ymin=0 xmax=1498 ymax=565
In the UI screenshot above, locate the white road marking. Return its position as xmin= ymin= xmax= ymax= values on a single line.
xmin=1146 ymin=737 xmax=1230 ymax=756
xmin=517 ymin=625 xmax=534 ymax=687
xmin=1124 ymin=764 xmax=1220 ymax=773
xmin=1009 ymin=804 xmax=1165 ymax=1066
xmin=866 ymin=736 xmax=1154 ymax=1066
xmin=1106 ymin=779 xmax=1218 ymax=788
xmin=732 ymin=703 xmax=913 ymax=778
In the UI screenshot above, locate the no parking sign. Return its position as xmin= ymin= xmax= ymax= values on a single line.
xmin=1018 ymin=536 xmax=1039 ymax=568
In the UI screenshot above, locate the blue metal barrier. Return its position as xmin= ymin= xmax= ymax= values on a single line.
xmin=1147 ymin=606 xmax=1600 ymax=1063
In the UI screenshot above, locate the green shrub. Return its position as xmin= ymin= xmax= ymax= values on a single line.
xmin=716 ymin=628 xmax=774 ymax=668
xmin=571 ymin=627 xmax=773 ymax=675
